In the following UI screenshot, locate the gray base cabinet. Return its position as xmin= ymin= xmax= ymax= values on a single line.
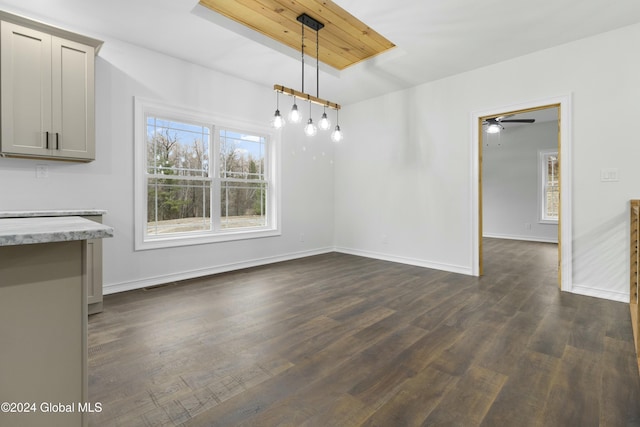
xmin=84 ymin=215 xmax=104 ymax=314
xmin=0 ymin=216 xmax=112 ymax=427
xmin=0 ymin=241 xmax=87 ymax=427
xmin=0 ymin=210 xmax=107 ymax=314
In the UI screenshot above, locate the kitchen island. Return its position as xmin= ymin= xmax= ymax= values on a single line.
xmin=0 ymin=210 xmax=108 ymax=313
xmin=0 ymin=216 xmax=113 ymax=427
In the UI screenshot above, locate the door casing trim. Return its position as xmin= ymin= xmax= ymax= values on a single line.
xmin=470 ymin=94 xmax=572 ymax=292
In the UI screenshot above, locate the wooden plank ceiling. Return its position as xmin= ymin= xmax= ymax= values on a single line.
xmin=198 ymin=0 xmax=395 ymax=70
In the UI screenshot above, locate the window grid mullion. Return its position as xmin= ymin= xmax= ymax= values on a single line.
xmin=212 ymin=126 xmax=222 ymax=231
xmin=142 ymin=107 xmax=271 ymax=242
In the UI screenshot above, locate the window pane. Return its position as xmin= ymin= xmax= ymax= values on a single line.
xmin=547 ymin=154 xmax=558 ymax=185
xmin=219 ymin=130 xmax=265 ymax=180
xmin=147 ymin=177 xmax=211 ymax=235
xmin=147 ymin=116 xmax=210 ymax=177
xmin=545 ymin=184 xmax=559 ymax=219
xmin=220 ymin=181 xmax=267 ymax=229
xmin=543 ymin=153 xmax=559 ymax=220
xmin=137 ymin=99 xmax=277 ymax=249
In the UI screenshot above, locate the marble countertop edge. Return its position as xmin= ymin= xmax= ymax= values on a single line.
xmin=0 ymin=216 xmax=114 ymax=247
xmin=0 ymin=209 xmax=107 ymax=218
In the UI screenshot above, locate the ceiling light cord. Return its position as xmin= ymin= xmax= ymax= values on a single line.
xmin=301 ymin=20 xmax=305 ymax=94
xmin=316 ymin=26 xmax=319 ymax=98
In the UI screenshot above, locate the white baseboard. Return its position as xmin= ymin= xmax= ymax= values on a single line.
xmin=334 ymin=246 xmax=472 ymax=275
xmin=105 ymin=246 xmax=473 ymax=295
xmin=483 ymin=233 xmax=558 ymax=244
xmin=570 ymin=284 xmax=629 ymax=303
xmin=103 ymin=247 xmax=334 ymax=295
xmin=105 ymin=247 xmax=628 ymax=305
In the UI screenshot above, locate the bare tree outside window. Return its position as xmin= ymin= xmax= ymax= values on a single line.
xmin=219 ymin=130 xmax=267 ymax=229
xmin=145 ymin=116 xmax=268 ymax=236
xmin=146 ymin=117 xmax=211 ymax=235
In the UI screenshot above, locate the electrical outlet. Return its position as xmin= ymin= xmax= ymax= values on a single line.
xmin=36 ymin=165 xmax=49 ymax=179
xmin=299 ymin=233 xmax=305 ymax=242
xmin=525 ymin=223 xmax=532 ymax=230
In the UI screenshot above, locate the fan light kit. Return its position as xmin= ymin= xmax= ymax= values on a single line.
xmin=486 ymin=123 xmax=502 ymax=134
xmin=271 ymin=13 xmax=343 ymax=142
xmin=483 ymin=115 xmax=535 ymax=133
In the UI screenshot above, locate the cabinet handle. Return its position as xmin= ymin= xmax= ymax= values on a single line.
xmin=45 ymin=131 xmax=49 ymax=149
xmin=56 ymin=133 xmax=59 ymax=150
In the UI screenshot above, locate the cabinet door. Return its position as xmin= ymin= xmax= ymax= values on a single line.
xmin=51 ymin=37 xmax=95 ymax=160
xmin=83 ymin=215 xmax=103 ymax=314
xmin=0 ymin=21 xmax=52 ymax=157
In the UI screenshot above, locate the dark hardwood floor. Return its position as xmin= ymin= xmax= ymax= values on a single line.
xmin=88 ymin=238 xmax=640 ymax=426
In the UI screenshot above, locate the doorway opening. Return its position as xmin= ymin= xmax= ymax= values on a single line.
xmin=471 ymin=95 xmax=572 ymax=291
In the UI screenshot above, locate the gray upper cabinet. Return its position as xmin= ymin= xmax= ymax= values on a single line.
xmin=0 ymin=12 xmax=102 ymax=162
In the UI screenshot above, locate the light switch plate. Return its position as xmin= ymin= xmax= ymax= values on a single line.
xmin=600 ymin=168 xmax=619 ymax=182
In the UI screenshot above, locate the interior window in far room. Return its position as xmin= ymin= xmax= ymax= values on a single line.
xmin=539 ymin=149 xmax=559 ymax=223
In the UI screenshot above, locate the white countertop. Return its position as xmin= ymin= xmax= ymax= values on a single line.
xmin=0 ymin=209 xmax=107 ymax=218
xmin=0 ymin=216 xmax=114 ymax=246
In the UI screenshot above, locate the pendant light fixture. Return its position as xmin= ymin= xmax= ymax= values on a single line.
xmin=273 ymin=13 xmax=342 ymax=140
xmin=304 ymin=99 xmax=317 ymax=136
xmin=331 ymin=108 xmax=344 ymax=142
xmin=271 ymin=90 xmax=285 ymax=129
xmin=318 ymin=105 xmax=331 ymax=131
xmin=288 ymin=100 xmax=301 ymax=124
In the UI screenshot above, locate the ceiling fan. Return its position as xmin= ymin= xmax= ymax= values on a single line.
xmin=483 ymin=115 xmax=535 ymax=133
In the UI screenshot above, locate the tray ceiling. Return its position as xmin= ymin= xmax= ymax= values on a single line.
xmin=198 ymin=0 xmax=396 ymax=70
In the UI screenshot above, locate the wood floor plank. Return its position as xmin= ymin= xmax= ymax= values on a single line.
xmin=411 ymin=286 xmax=477 ymax=330
xmin=320 ymin=324 xmax=429 ymax=397
xmin=299 ymin=393 xmax=372 ymax=427
xmin=284 ymin=305 xmax=397 ymax=363
xmin=359 ymin=367 xmax=459 ymax=426
xmin=599 ymin=336 xmax=640 ymax=426
xmin=234 ymin=396 xmax=318 ymax=427
xmin=422 ymin=365 xmax=508 ymax=426
xmin=86 ymin=241 xmax=640 ymax=426
xmin=540 ymin=345 xmax=602 ymax=427
xmin=480 ymin=350 xmax=561 ymax=426
xmin=429 ymin=308 xmax=510 ymax=377
xmin=398 ymin=323 xmax=463 ymax=373
xmin=527 ymin=304 xmax=577 ymax=358
xmin=475 ymin=309 xmax=545 ymax=376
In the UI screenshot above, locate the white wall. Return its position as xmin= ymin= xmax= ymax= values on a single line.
xmin=483 ymin=121 xmax=559 ymax=243
xmin=1 ymin=9 xmax=638 ymax=303
xmin=335 ymin=23 xmax=640 ymax=302
xmin=0 ymin=36 xmax=337 ymax=294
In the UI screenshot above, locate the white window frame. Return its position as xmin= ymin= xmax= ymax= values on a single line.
xmin=538 ymin=149 xmax=559 ymax=224
xmin=134 ymin=97 xmax=280 ymax=250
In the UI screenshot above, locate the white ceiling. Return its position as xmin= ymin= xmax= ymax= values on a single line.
xmin=1 ymin=0 xmax=640 ymax=106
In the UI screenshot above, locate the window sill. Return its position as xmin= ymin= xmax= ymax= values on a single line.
xmin=135 ymin=227 xmax=281 ymax=251
xmin=538 ymin=219 xmax=558 ymax=225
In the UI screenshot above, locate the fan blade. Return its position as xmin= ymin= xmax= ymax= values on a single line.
xmin=500 ymin=119 xmax=535 ymax=123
